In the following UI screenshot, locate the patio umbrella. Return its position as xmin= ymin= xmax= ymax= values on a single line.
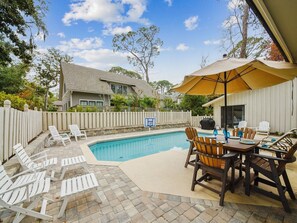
xmin=172 ymin=57 xmax=297 ymax=129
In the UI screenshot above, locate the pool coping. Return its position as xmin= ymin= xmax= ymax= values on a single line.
xmin=81 ymin=127 xmax=214 ymax=166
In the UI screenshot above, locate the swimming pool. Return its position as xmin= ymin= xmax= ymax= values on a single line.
xmin=89 ymin=131 xmax=212 ymax=162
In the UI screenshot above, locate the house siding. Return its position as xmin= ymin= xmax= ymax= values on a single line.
xmin=211 ymin=78 xmax=297 ymax=133
xmin=72 ymin=92 xmax=109 ymax=107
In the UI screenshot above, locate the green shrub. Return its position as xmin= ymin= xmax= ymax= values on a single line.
xmin=0 ymin=91 xmax=27 ymax=110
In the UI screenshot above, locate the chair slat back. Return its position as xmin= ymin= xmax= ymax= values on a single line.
xmin=0 ymin=165 xmax=13 ymax=195
xmin=69 ymin=124 xmax=81 ymax=136
xmin=193 ymin=137 xmax=224 ymax=169
xmin=49 ymin=126 xmax=61 ymax=140
xmin=238 ymin=121 xmax=247 ymax=129
xmin=275 ymin=142 xmax=297 ymax=173
xmin=243 ymin=128 xmax=256 ymax=139
xmin=259 ymin=121 xmax=270 ymax=131
xmin=232 ymin=128 xmax=244 ymax=136
xmin=270 ymin=132 xmax=294 ymax=151
xmin=185 ymin=127 xmax=198 ymax=140
xmin=13 ymin=143 xmax=35 ymax=170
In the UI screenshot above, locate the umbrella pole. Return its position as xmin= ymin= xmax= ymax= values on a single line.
xmin=224 ymin=71 xmax=227 ymax=130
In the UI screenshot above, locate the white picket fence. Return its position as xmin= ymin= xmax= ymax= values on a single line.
xmin=0 ymin=100 xmax=42 ymax=162
xmin=43 ymin=111 xmax=192 ymax=131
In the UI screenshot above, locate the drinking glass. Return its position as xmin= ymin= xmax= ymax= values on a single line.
xmin=238 ymin=130 xmax=243 ymax=139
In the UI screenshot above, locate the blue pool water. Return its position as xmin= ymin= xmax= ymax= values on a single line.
xmin=89 ymin=131 xmax=212 ymax=162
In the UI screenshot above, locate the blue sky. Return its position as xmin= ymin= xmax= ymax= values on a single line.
xmin=36 ymin=0 xmax=233 ymax=84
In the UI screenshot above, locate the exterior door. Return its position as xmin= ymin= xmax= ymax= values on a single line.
xmin=221 ymin=105 xmax=245 ymax=128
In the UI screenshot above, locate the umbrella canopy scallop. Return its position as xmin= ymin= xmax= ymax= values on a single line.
xmin=173 ymin=58 xmax=297 ymax=95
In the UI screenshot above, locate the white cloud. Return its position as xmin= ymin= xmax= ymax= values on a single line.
xmin=228 ymin=0 xmax=243 ymax=10
xmin=203 ymin=39 xmax=222 ymax=45
xmin=176 ymin=43 xmax=189 ymax=51
xmin=56 ymin=37 xmax=129 ymax=71
xmin=57 ymin=37 xmax=103 ymax=52
xmin=184 ymin=16 xmax=198 ymax=31
xmin=103 ymin=25 xmax=132 ymax=36
xmin=62 ymin=0 xmax=148 ymax=26
xmin=57 ymin=32 xmax=65 ymax=38
xmin=222 ymin=16 xmax=237 ymax=29
xmin=164 ymin=0 xmax=173 ymax=7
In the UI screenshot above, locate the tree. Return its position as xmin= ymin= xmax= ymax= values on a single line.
xmin=111 ymin=94 xmax=127 ymax=111
xmin=34 ymin=48 xmax=72 ymax=110
xmin=266 ymin=42 xmax=284 ymax=61
xmin=139 ymin=96 xmax=158 ymax=110
xmin=112 ymin=25 xmax=163 ymax=83
xmin=0 ymin=0 xmax=48 ymax=66
xmin=222 ymin=0 xmax=269 ymax=58
xmin=0 ymin=63 xmax=28 ymax=94
xmin=180 ymin=95 xmax=210 ymax=116
xmin=109 ymin=66 xmax=142 ymax=79
xmin=162 ymin=97 xmax=177 ymax=110
xmin=150 ymin=80 xmax=173 ymax=94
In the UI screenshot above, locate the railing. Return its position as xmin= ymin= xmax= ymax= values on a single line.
xmin=42 ymin=110 xmax=192 ymax=131
xmin=0 ymin=100 xmax=43 ymax=163
xmin=191 ymin=115 xmax=213 ymax=127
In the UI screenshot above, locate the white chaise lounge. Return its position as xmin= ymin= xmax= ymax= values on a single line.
xmin=0 ymin=164 xmax=52 ymax=223
xmin=48 ymin=125 xmax=71 ymax=146
xmin=13 ymin=143 xmax=57 ymax=179
xmin=69 ymin=124 xmax=87 ymax=141
xmin=58 ymin=173 xmax=102 ymax=218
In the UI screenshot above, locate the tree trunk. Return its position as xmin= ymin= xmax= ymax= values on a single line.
xmin=145 ymin=68 xmax=149 ymax=83
xmin=240 ymin=3 xmax=249 ymax=58
xmin=44 ymin=89 xmax=49 ymax=110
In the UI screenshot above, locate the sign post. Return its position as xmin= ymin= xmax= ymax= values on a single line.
xmin=144 ymin=117 xmax=156 ymax=131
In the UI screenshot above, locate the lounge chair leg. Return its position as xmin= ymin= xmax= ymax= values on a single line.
xmin=58 ymin=197 xmax=69 ymax=218
xmin=191 ymin=155 xmax=199 ymax=191
xmin=60 ymin=167 xmax=67 ymax=180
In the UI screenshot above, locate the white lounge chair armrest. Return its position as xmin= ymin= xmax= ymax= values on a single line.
xmin=30 ymin=150 xmax=49 ymax=159
xmin=10 ymin=168 xmax=37 ymax=179
xmin=81 ymin=130 xmax=87 ymax=134
xmin=31 ymin=155 xmax=47 ymax=162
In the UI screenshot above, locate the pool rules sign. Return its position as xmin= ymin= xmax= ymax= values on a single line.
xmin=144 ymin=117 xmax=156 ymax=131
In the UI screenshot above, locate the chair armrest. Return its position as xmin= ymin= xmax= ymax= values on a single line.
xmin=31 ymin=155 xmax=47 ymax=162
xmin=30 ymin=149 xmax=49 ymax=159
xmin=10 ymin=168 xmax=37 ymax=179
xmin=251 ymin=153 xmax=292 ymax=162
xmin=81 ymin=130 xmax=87 ymax=135
xmin=256 ymin=146 xmax=288 ymax=154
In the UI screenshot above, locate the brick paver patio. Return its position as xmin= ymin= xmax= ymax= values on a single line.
xmin=1 ymin=136 xmax=296 ymax=223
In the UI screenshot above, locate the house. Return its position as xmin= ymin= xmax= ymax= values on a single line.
xmin=203 ymin=78 xmax=297 ymax=133
xmin=56 ymin=62 xmax=157 ymax=111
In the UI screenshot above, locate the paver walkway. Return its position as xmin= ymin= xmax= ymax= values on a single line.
xmin=1 ymin=135 xmax=296 ymax=223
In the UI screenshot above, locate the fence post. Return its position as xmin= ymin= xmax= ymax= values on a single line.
xmin=24 ymin=104 xmax=29 ymax=112
xmin=4 ymin=100 xmax=11 ymax=108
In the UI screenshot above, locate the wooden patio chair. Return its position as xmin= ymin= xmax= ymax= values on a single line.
xmin=191 ymin=137 xmax=239 ymax=206
xmin=184 ymin=127 xmax=198 ymax=168
xmin=245 ymin=142 xmax=297 ymax=212
xmin=69 ymin=124 xmax=87 ymax=142
xmin=232 ymin=127 xmax=256 ymax=139
xmin=259 ymin=129 xmax=296 ymax=150
xmin=0 ymin=164 xmax=52 ymax=223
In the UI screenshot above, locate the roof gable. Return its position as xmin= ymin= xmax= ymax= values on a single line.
xmin=61 ymin=62 xmax=157 ymax=97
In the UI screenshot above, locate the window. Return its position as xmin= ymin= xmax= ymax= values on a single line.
xmin=79 ymin=99 xmax=103 ymax=107
xmin=221 ymin=105 xmax=245 ymax=128
xmin=111 ymin=84 xmax=128 ymax=95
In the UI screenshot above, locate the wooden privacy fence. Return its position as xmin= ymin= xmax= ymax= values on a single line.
xmin=0 ymin=100 xmax=43 ymax=163
xmin=191 ymin=115 xmax=213 ymax=127
xmin=43 ymin=111 xmax=192 ymax=131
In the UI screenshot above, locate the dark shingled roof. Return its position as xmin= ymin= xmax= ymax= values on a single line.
xmin=61 ymin=62 xmax=157 ymax=97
